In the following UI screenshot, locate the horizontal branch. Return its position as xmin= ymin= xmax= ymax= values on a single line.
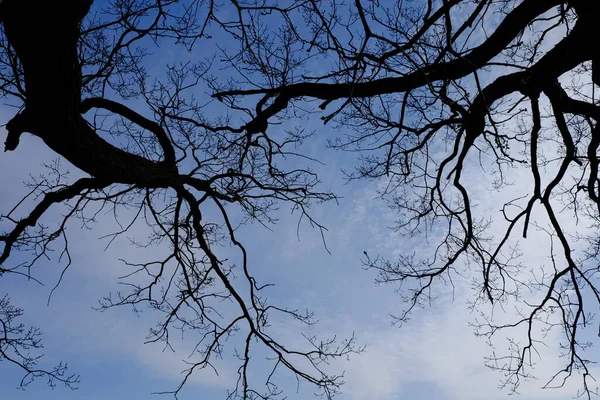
xmin=215 ymin=0 xmax=565 ymax=131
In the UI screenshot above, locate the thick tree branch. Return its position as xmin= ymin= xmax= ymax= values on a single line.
xmin=81 ymin=97 xmax=177 ymax=166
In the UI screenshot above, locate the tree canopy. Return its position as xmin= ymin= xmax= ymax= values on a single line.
xmin=2 ymin=0 xmax=600 ymax=398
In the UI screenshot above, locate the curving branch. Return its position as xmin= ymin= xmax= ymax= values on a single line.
xmin=80 ymin=97 xmax=177 ymax=166
xmin=0 ymin=178 xmax=109 ymax=266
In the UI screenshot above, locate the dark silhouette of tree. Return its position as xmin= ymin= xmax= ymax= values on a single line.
xmin=2 ymin=0 xmax=600 ymax=398
xmin=0 ymin=1 xmax=358 ymax=398
xmin=214 ymin=0 xmax=600 ymax=397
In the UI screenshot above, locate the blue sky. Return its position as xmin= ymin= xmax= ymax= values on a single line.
xmin=1 ymin=1 xmax=600 ymax=400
